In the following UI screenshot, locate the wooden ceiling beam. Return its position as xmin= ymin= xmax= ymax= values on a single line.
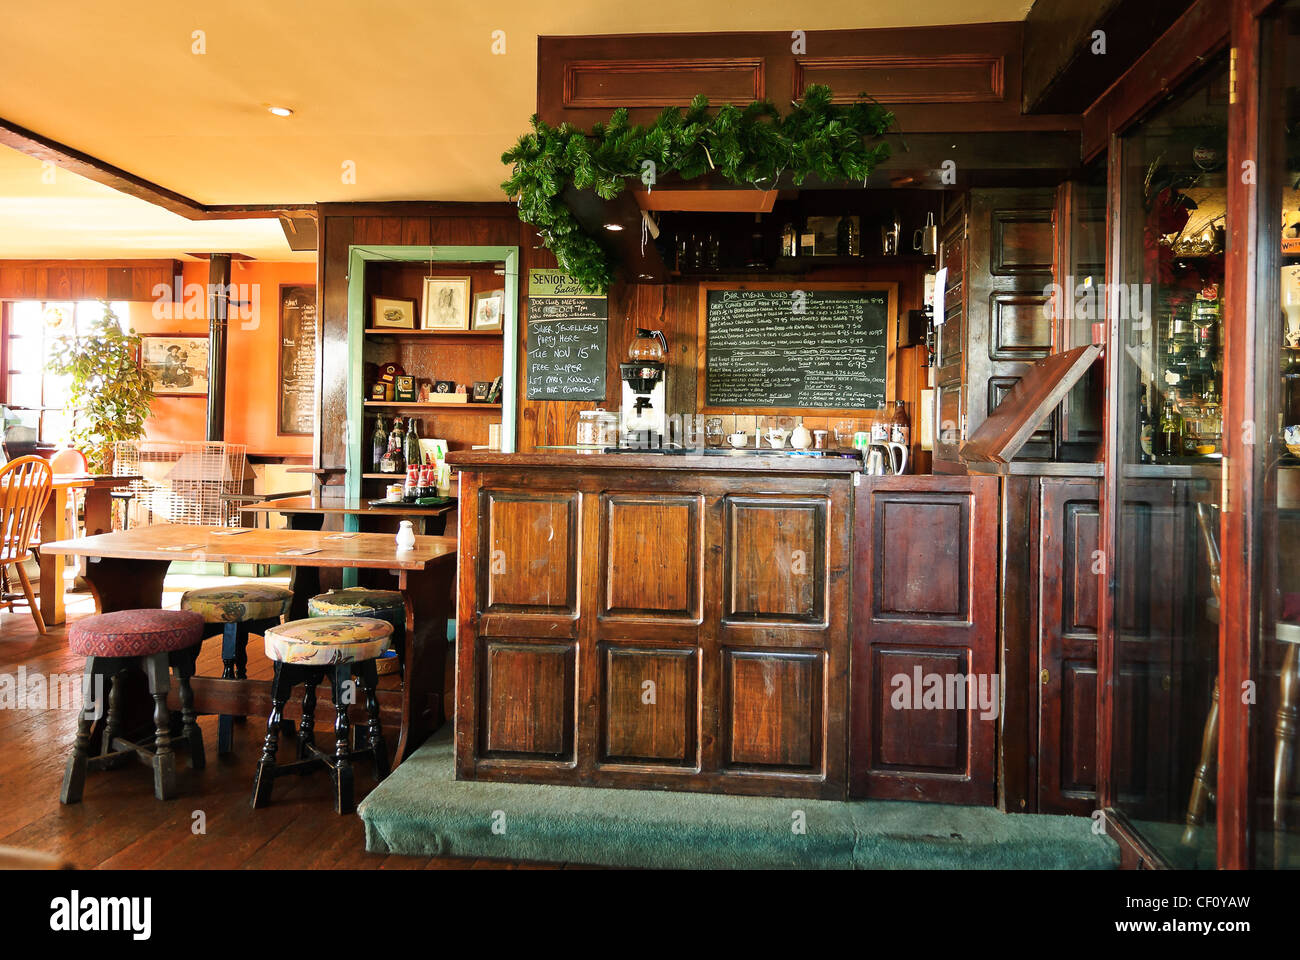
xmin=0 ymin=116 xmax=313 ymax=222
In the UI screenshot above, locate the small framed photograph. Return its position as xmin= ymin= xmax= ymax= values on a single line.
xmin=472 ymin=289 xmax=505 ymax=331
xmin=432 ymin=380 xmax=456 ymax=395
xmin=471 ymin=380 xmax=492 ymax=402
xmin=394 ymin=375 xmax=416 ymax=402
xmin=371 ymin=296 xmax=417 ymax=329
xmin=421 ymin=277 xmax=471 ymax=330
xmin=141 ymin=335 xmax=210 ymax=396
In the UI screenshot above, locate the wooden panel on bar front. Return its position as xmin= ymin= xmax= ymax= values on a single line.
xmin=725 ymin=496 xmax=827 ymax=623
xmin=600 ymin=645 xmax=696 ymax=765
xmin=480 ymin=640 xmax=575 ymax=760
xmin=601 ymin=494 xmax=701 ymax=620
xmin=850 ymin=474 xmax=999 ymax=804
xmin=479 ymin=490 xmax=578 ymax=614
xmin=724 ymin=650 xmax=823 ymax=771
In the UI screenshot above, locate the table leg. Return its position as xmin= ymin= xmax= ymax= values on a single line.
xmin=392 ymin=555 xmax=455 ymax=764
xmin=284 ymin=513 xmax=325 ymax=619
xmin=38 ymin=487 xmax=71 ymax=626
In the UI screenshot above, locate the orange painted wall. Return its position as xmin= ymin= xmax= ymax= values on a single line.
xmin=126 ymin=260 xmax=316 ymax=456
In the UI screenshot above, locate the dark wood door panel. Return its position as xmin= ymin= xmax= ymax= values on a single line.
xmin=478 ymin=490 xmax=579 ymax=615
xmin=599 ymin=645 xmax=698 ymax=766
xmin=600 ymin=493 xmax=703 ymax=621
xmin=851 ymin=474 xmax=999 ymax=803
xmin=479 ymin=640 xmax=576 ymax=761
xmin=722 ymin=649 xmax=824 ymax=774
xmin=724 ymin=496 xmax=828 ymax=624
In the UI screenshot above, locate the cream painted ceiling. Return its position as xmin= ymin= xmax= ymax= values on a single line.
xmin=0 ymin=0 xmax=1034 ymax=257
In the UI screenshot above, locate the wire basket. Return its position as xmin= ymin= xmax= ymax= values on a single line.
xmin=113 ymin=440 xmax=248 ymax=527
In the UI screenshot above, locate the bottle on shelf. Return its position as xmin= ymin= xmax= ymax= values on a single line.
xmin=781 ymin=222 xmax=797 ymax=258
xmin=381 ymin=418 xmax=406 ymax=474
xmin=371 ymin=416 xmax=387 ymax=472
xmin=747 ymin=214 xmax=766 ymax=269
xmin=890 ymin=400 xmax=910 ymax=446
xmin=1159 ymin=396 xmax=1182 ymax=459
xmin=404 ymin=417 xmax=421 ymax=471
xmin=836 ymin=215 xmax=860 ymax=257
xmin=1137 ymin=385 xmax=1154 ymax=464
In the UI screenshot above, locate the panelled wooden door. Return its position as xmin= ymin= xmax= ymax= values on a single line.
xmin=850 ymin=474 xmax=999 ymax=803
xmin=1037 ymin=477 xmax=1101 ymax=815
xmin=456 ymin=466 xmax=852 ymax=798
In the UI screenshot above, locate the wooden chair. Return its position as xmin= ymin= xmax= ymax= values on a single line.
xmin=0 ymin=456 xmax=53 ymax=634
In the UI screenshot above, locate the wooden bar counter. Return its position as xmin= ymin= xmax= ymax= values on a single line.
xmin=449 ymin=450 xmax=858 ymax=799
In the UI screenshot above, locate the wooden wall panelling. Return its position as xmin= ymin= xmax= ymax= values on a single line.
xmin=963 ymin=188 xmax=1059 ymax=460
xmin=850 ymin=473 xmax=999 ymax=803
xmin=933 ymin=192 xmax=968 ymax=470
xmin=538 ymin=24 xmax=1080 ymax=134
xmin=1037 ymin=477 xmax=1102 ymax=815
xmin=1053 ymin=180 xmax=1107 ymax=458
xmin=0 ymin=259 xmax=181 ymax=302
xmin=999 ymin=474 xmax=1040 ymax=812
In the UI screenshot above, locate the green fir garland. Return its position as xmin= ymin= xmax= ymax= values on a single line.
xmin=501 ymin=85 xmax=893 ymax=293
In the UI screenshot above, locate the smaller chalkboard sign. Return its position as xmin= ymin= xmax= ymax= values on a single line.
xmin=278 ymin=284 xmax=317 ymax=435
xmin=526 ymin=269 xmax=607 ymax=401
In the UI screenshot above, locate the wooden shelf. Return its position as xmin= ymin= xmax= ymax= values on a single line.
xmin=364 ymin=401 xmax=501 ymax=410
xmin=364 ymin=328 xmax=503 ymax=337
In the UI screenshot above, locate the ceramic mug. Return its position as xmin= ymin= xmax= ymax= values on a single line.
xmin=727 ymin=432 xmax=748 ymax=448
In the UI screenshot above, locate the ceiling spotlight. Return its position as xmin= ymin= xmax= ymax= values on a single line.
xmin=268 ymin=106 xmax=294 ymax=117
xmin=604 ymin=223 xmax=624 ymax=231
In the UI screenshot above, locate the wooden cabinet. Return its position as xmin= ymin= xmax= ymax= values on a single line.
xmin=453 ymin=453 xmax=854 ymax=799
xmin=849 ymin=474 xmax=999 ymax=804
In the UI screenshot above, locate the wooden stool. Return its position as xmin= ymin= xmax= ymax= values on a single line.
xmin=180 ymin=583 xmax=293 ymax=754
xmin=308 ymin=588 xmax=405 ymax=675
xmin=251 ymin=616 xmax=392 ymax=815
xmin=61 ymin=609 xmax=206 ymax=803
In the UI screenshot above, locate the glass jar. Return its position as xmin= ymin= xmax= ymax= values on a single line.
xmin=576 ymin=408 xmax=619 ymax=448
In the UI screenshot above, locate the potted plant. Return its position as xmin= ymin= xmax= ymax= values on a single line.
xmin=46 ymin=302 xmax=155 ymax=473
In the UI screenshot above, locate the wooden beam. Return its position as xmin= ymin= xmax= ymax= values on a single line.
xmin=1022 ymin=0 xmax=1194 ymax=115
xmin=0 ymin=117 xmax=312 ymax=221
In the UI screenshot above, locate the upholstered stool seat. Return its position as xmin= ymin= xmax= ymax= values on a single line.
xmin=68 ymin=608 xmax=205 ymax=657
xmin=181 ymin=583 xmax=292 ymax=623
xmin=61 ymin=609 xmax=206 ymax=804
xmin=252 ymin=617 xmax=393 ymax=814
xmin=264 ymin=616 xmax=391 ymax=666
xmin=308 ymin=588 xmax=405 ymax=674
xmin=180 ymin=582 xmax=292 ymax=756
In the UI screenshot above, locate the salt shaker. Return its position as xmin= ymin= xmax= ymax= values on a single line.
xmin=395 ymin=520 xmax=416 ymax=552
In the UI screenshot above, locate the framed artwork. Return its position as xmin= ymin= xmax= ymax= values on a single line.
xmin=432 ymin=380 xmax=456 ymax=395
xmin=141 ymin=334 xmax=209 ymax=396
xmin=421 ymin=277 xmax=471 ymax=330
xmin=472 ymin=288 xmax=505 ymax=331
xmin=371 ymin=295 xmax=417 ymax=329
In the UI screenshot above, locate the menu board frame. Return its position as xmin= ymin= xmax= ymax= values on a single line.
xmin=277 ymin=282 xmax=318 ymax=436
xmin=696 ymin=281 xmax=898 ymax=415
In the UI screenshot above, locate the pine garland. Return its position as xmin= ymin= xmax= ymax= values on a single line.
xmin=501 ymin=85 xmax=893 ymax=293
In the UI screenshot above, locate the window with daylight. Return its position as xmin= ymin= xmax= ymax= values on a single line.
xmin=2 ymin=300 xmax=130 ymax=444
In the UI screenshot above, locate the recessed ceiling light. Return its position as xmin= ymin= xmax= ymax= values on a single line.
xmin=268 ymin=106 xmax=294 ymax=117
xmin=604 ymin=223 xmax=624 ymax=231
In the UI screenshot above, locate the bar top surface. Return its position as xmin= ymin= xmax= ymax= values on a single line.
xmin=447 ymin=450 xmax=864 ymax=474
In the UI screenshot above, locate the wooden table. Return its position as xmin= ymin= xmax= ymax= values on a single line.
xmin=40 ymin=524 xmax=457 ymax=764
xmin=38 ymin=474 xmax=139 ymax=626
xmin=240 ymin=494 xmax=456 ymax=536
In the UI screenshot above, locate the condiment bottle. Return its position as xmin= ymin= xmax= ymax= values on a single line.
xmin=395 ymin=520 xmax=416 ymax=552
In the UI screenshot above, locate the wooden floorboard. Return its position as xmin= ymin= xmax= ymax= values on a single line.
xmin=0 ymin=581 xmax=563 ymax=870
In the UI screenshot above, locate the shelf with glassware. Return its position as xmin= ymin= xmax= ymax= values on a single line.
xmin=344 ymin=244 xmax=519 ymax=504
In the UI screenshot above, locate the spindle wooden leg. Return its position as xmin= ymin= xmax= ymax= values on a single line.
xmin=172 ymin=647 xmax=204 ymax=770
xmin=1273 ymin=645 xmax=1300 ymax=869
xmin=1183 ymin=677 xmax=1220 ymax=846
xmin=252 ymin=662 xmax=289 ymax=808
xmin=359 ymin=660 xmax=388 ymax=781
xmin=143 ymin=653 xmax=176 ymax=800
xmin=298 ymin=680 xmax=317 ymax=762
xmin=332 ymin=663 xmax=354 ymax=815
xmin=59 ymin=658 xmax=99 ymax=805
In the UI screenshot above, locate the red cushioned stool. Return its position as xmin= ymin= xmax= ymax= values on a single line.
xmin=60 ymin=609 xmax=206 ymax=804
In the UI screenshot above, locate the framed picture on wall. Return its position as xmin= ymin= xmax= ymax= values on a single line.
xmin=472 ymin=289 xmax=505 ymax=331
xmin=371 ymin=295 xmax=417 ymax=329
xmin=421 ymin=277 xmax=471 ymax=330
xmin=140 ymin=334 xmax=210 ymax=396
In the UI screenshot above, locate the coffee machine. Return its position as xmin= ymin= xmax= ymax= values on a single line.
xmin=619 ymin=328 xmax=668 ymax=448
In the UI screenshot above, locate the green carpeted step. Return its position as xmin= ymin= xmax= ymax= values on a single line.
xmin=358 ymin=730 xmax=1119 ymax=870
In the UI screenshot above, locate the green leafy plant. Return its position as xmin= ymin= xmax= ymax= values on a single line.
xmin=502 ymin=85 xmax=893 ymax=293
xmin=46 ymin=303 xmax=155 ymax=472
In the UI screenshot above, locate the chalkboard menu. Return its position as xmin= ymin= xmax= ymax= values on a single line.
xmin=701 ymin=284 xmax=893 ymax=411
xmin=278 ymin=284 xmax=317 ymax=435
xmin=526 ymin=269 xmax=607 ymax=401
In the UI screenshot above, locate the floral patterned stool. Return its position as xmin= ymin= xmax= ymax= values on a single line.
xmin=251 ymin=616 xmax=392 ymax=815
xmin=61 ymin=609 xmax=206 ymax=804
xmin=180 ymin=582 xmax=293 ymax=755
xmin=308 ymin=588 xmax=405 ymax=676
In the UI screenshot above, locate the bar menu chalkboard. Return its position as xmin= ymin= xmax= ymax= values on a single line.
xmin=526 ymin=269 xmax=607 ymax=401
xmin=278 ymin=284 xmax=317 ymax=435
xmin=702 ymin=285 xmax=892 ymax=410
